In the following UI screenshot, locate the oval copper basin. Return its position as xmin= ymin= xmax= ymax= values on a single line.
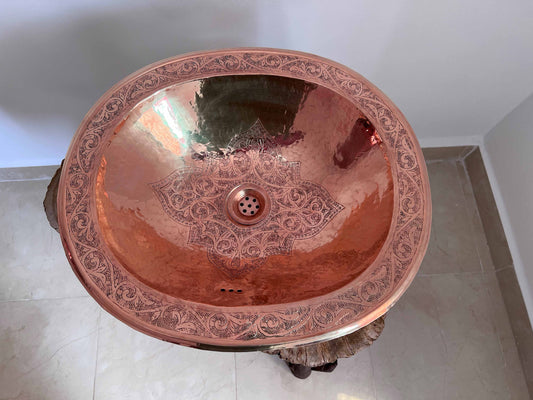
xmin=58 ymin=48 xmax=431 ymax=350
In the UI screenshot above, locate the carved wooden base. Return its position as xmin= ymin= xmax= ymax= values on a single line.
xmin=43 ymin=161 xmax=62 ymax=233
xmin=44 ymin=165 xmax=386 ymax=379
xmin=264 ymin=316 xmax=385 ymax=379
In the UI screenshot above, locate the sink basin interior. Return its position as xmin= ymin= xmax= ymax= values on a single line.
xmin=95 ymin=74 xmax=394 ymax=307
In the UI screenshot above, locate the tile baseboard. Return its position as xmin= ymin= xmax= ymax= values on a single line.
xmin=422 ymin=145 xmax=475 ymax=161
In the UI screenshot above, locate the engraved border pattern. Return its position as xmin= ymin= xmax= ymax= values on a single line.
xmin=59 ymin=49 xmax=430 ymax=347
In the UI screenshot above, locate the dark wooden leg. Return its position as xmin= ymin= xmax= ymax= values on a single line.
xmin=285 ymin=359 xmax=338 ymax=379
xmin=311 ymin=360 xmax=338 ymax=373
xmin=286 ymin=362 xmax=312 ymax=379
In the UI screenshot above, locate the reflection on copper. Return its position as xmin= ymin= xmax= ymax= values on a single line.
xmin=333 ymin=118 xmax=381 ymax=169
xmin=57 ymin=49 xmax=431 ymax=350
xmin=194 ymin=75 xmax=316 ymax=150
xmin=138 ymin=107 xmax=183 ymax=156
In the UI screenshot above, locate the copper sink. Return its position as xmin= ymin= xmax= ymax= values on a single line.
xmin=58 ymin=48 xmax=431 ymax=350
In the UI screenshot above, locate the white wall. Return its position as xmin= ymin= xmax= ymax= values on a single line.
xmin=1 ymin=0 xmax=533 ymax=167
xmin=484 ymin=93 xmax=533 ymax=320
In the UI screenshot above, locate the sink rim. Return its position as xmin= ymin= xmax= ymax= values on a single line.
xmin=57 ymin=47 xmax=431 ymax=350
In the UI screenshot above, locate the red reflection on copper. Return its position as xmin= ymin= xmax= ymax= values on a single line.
xmin=333 ymin=118 xmax=380 ymax=169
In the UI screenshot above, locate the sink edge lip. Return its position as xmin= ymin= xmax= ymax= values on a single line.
xmin=57 ymin=47 xmax=432 ymax=349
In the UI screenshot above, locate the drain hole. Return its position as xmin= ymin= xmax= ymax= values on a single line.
xmin=220 ymin=288 xmax=243 ymax=293
xmin=238 ymin=195 xmax=261 ymax=216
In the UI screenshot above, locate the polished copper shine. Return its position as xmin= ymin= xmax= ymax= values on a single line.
xmin=58 ymin=48 xmax=431 ymax=350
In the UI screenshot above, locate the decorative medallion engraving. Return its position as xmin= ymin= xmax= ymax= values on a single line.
xmin=150 ymin=122 xmax=344 ymax=278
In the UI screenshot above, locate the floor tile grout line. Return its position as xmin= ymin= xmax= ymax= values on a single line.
xmin=455 ymin=159 xmax=488 ymax=274
xmin=425 ymin=158 xmax=463 ymax=164
xmin=458 ymin=156 xmax=503 ymax=275
xmin=425 ymin=279 xmax=450 ymax=400
xmin=417 ymin=270 xmax=486 ymax=278
xmin=484 ymin=276 xmax=514 ymax=359
xmin=0 ymin=295 xmax=91 ymax=304
xmin=0 ymin=177 xmax=55 ymax=183
xmin=234 ymin=352 xmax=238 ymax=400
xmin=478 ymin=269 xmax=521 ymax=396
xmin=368 ymin=347 xmax=378 ymax=400
xmin=494 ymin=265 xmax=514 ymax=273
xmin=92 ymin=309 xmax=102 ymax=400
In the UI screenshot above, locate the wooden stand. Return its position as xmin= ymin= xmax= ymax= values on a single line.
xmin=43 ymin=162 xmax=62 ymax=233
xmin=44 ymin=164 xmax=386 ymax=379
xmin=263 ymin=316 xmax=385 ymax=379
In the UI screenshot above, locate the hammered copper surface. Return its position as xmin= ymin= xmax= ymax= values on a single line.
xmin=96 ymin=77 xmax=391 ymax=306
xmin=58 ymin=48 xmax=431 ymax=349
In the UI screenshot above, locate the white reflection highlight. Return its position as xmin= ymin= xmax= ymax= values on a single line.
xmin=153 ymin=96 xmax=184 ymax=142
xmin=337 ymin=394 xmax=365 ymax=400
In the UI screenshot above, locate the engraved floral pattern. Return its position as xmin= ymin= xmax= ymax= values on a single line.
xmin=59 ymin=49 xmax=431 ymax=346
xmin=150 ymin=146 xmax=344 ymax=278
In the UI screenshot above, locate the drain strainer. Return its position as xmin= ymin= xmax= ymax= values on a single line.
xmin=225 ymin=183 xmax=271 ymax=226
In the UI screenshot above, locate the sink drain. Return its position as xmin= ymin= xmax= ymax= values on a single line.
xmin=239 ymin=195 xmax=260 ymax=216
xmin=226 ymin=184 xmax=270 ymax=226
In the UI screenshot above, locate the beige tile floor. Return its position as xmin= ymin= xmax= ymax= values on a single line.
xmin=0 ymin=160 xmax=530 ymax=400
